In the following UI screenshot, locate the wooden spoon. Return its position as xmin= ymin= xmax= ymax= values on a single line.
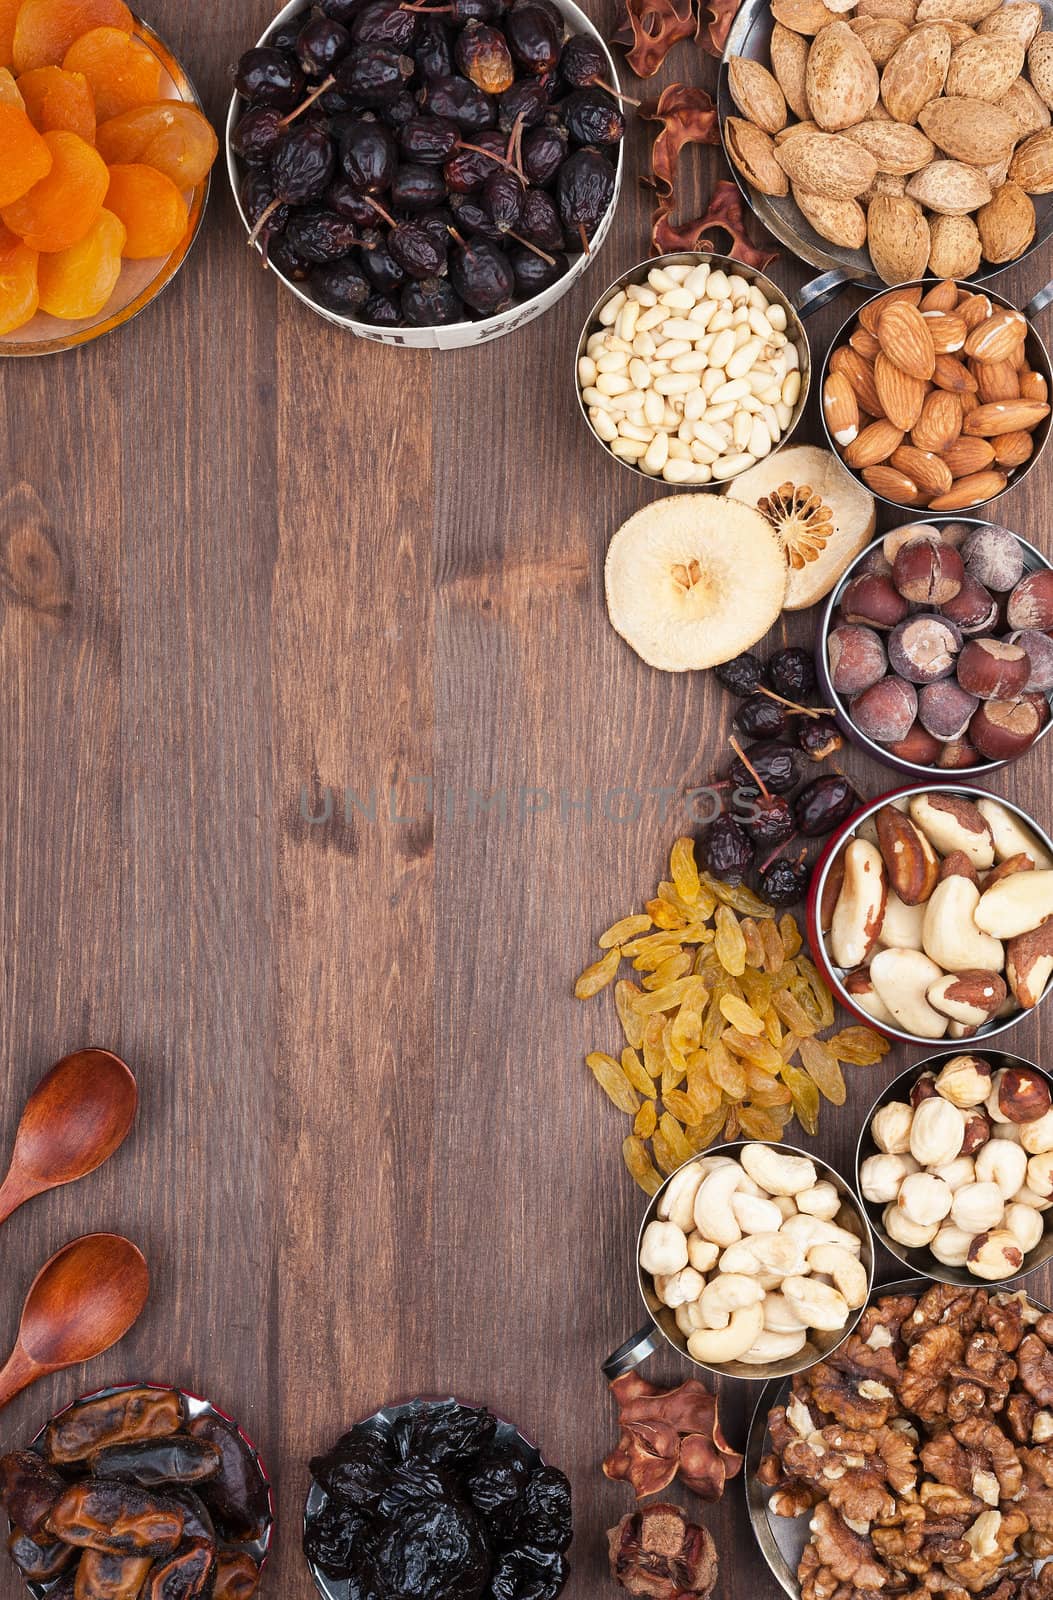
xmin=0 ymin=1234 xmax=149 ymax=1410
xmin=0 ymin=1049 xmax=138 ymax=1227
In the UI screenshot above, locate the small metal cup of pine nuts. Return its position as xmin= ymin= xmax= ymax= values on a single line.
xmin=574 ymin=252 xmax=811 ymax=487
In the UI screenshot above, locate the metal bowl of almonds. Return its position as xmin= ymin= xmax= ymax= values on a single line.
xmin=720 ymin=0 xmax=1053 ymax=294
xmin=819 ymin=280 xmax=1053 ymax=512
xmin=574 ymin=251 xmax=810 ymax=486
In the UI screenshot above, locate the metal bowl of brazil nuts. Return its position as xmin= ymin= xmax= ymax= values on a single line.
xmin=575 ymin=251 xmax=810 ymax=487
xmin=602 ymin=1141 xmax=874 ymax=1385
xmin=857 ymin=1050 xmax=1053 ymax=1290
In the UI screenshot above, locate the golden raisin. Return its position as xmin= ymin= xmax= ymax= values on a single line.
xmin=95 ymin=100 xmax=218 ymax=188
xmin=574 ymin=947 xmax=620 ymax=999
xmin=0 ymin=104 xmax=53 ymax=205
xmin=0 ymin=223 xmax=39 ymax=332
xmin=585 ymin=1052 xmax=640 ymax=1115
xmin=13 ymin=0 xmax=133 ymax=72
xmin=622 ymin=1135 xmax=663 ymax=1196
xmin=2 ymin=129 xmax=106 ymax=248
xmin=62 ymin=25 xmax=159 ymax=119
xmin=17 ymin=64 xmax=95 ymax=139
xmin=36 ymin=204 xmax=123 ymax=316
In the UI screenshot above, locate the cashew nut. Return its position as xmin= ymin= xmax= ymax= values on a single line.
xmin=870 ymin=948 xmax=949 ymax=1038
xmin=1021 ymin=1110 xmax=1053 ymax=1155
xmin=640 ymin=1220 xmax=689 ymax=1276
xmin=807 ymin=1243 xmax=868 ymax=1308
xmin=877 ymin=888 xmax=926 ymax=952
xmin=737 ymin=1327 xmax=809 ymax=1365
xmin=931 ymin=1224 xmax=973 ymax=1266
xmin=720 ymin=1231 xmax=809 ymax=1277
xmin=830 ymin=839 xmax=888 ymax=970
xmin=675 ymin=1300 xmax=707 ymax=1336
xmin=686 ymin=1232 xmax=720 ymax=1273
xmin=898 ymin=1172 xmax=953 ymax=1227
xmin=780 ymin=1214 xmax=863 ymax=1255
xmin=763 ymin=1291 xmax=808 ymax=1333
xmin=922 ymin=876 xmax=1005 ymax=974
xmin=658 ymin=1163 xmax=705 ymax=1232
xmin=910 ymin=1097 xmax=966 ymax=1168
xmin=657 ymin=1267 xmax=707 ymax=1309
xmin=796 ymin=1182 xmax=842 ymax=1221
xmin=870 ymin=1102 xmax=914 ymax=1154
xmin=1028 ymin=1152 xmax=1053 ymax=1198
xmin=692 ymin=1164 xmax=744 ymax=1246
xmin=975 ymin=1138 xmax=1027 ymax=1200
xmin=976 ymin=798 xmax=1053 ymax=870
xmin=698 ymin=1272 xmax=764 ymax=1329
xmin=687 ymin=1300 xmax=765 ymax=1365
xmin=730 ymin=1190 xmax=785 ymax=1235
xmin=1004 ymin=1202 xmax=1045 ymax=1254
xmin=951 ymin=1181 xmax=1006 ymax=1233
xmin=860 ymin=1152 xmax=917 ymax=1203
xmin=781 ymin=1275 xmax=851 ymax=1332
xmin=772 ymin=1195 xmax=798 ymax=1221
xmin=739 ymin=1143 xmax=818 ymax=1196
xmin=883 ymin=1203 xmax=939 ymax=1249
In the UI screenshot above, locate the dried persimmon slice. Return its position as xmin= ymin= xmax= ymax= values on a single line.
xmin=0 ymin=105 xmax=53 ymax=205
xmin=17 ymin=65 xmax=96 ymax=139
xmin=104 ymin=160 xmax=187 ymax=256
xmin=0 ymin=222 xmax=40 ymax=333
xmin=63 ymin=26 xmax=160 ymax=120
xmin=95 ymin=101 xmax=218 ymax=187
xmin=13 ymin=0 xmax=133 ymax=72
xmin=36 ymin=204 xmax=124 ymax=316
xmin=1 ymin=129 xmax=107 ymax=249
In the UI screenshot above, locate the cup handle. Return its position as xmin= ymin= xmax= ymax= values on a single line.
xmin=603 ymin=1324 xmax=664 ymax=1380
xmin=795 ymin=269 xmax=852 ymax=319
xmin=1025 ymin=279 xmax=1053 ymax=320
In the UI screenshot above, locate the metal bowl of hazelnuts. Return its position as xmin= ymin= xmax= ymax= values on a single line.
xmin=857 ymin=1051 xmax=1053 ymax=1289
xmin=817 ymin=520 xmax=1053 ymax=780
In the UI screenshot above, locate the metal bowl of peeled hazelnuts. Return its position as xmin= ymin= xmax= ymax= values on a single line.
xmin=817 ymin=519 xmax=1053 ymax=780
xmin=857 ymin=1051 xmax=1053 ymax=1289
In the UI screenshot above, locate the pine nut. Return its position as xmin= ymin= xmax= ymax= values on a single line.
xmin=598 ymin=290 xmax=626 ymax=325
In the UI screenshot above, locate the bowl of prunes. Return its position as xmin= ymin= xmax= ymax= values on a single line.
xmin=303 ymin=1396 xmax=571 ymax=1599
xmin=226 ymin=0 xmax=624 ymax=348
xmin=0 ymin=1382 xmax=273 ymax=1599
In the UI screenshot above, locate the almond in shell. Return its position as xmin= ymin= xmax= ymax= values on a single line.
xmin=940 ymin=20 xmax=979 ymax=45
xmin=728 ymin=57 xmax=788 ymax=133
xmin=912 ymin=387 xmax=963 ymax=451
xmin=726 ymin=118 xmax=791 ymax=196
xmin=775 ymin=129 xmax=878 ymax=196
xmin=927 ymin=213 xmax=983 ymax=278
xmin=1028 ymin=31 xmax=1053 ymax=108
xmin=793 ymin=184 xmax=868 ymax=246
xmin=945 ymin=35 xmax=1024 ymax=100
xmin=906 ymin=159 xmax=993 ymax=214
xmin=880 ymin=24 xmax=951 ymax=121
xmin=849 ymin=15 xmax=910 ymax=65
xmin=857 ymin=0 xmax=916 ymax=20
xmin=771 ymin=0 xmax=840 ymax=33
xmin=915 ymin=0 xmax=1001 ymax=22
xmin=1009 ymin=128 xmax=1053 ymax=193
xmin=977 ymin=181 xmax=1037 ymax=261
xmin=867 ymin=192 xmax=931 ymax=283
xmin=875 ymin=348 xmax=928 ymax=428
xmin=842 ymin=118 xmax=934 ymax=171
xmin=916 ymin=97 xmax=1019 ymax=165
xmin=979 ymin=1 xmax=1042 ymax=47
xmin=998 ymin=77 xmax=1051 ymax=138
xmin=806 ymin=21 xmax=880 ymax=128
xmin=878 ymin=297 xmax=936 ymax=378
xmin=770 ymin=21 xmax=812 ymax=120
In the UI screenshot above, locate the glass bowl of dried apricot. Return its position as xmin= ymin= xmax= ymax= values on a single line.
xmin=0 ymin=0 xmax=218 ymax=355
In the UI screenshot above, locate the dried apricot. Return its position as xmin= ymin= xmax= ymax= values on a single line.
xmin=0 ymin=105 xmax=53 ymax=204
xmin=104 ymin=159 xmax=188 ymax=256
xmin=0 ymin=65 xmax=21 ymax=103
xmin=62 ymin=26 xmax=159 ymax=119
xmin=13 ymin=0 xmax=132 ymax=72
xmin=95 ymin=100 xmax=218 ymax=188
xmin=0 ymin=223 xmax=39 ymax=332
xmin=2 ymin=128 xmax=105 ymax=248
xmin=18 ymin=65 xmax=95 ymax=138
xmin=36 ymin=204 xmax=123 ymax=316
xmin=0 ymin=0 xmax=21 ymax=67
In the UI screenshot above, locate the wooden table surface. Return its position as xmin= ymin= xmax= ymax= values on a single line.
xmin=2 ymin=2 xmax=1053 ymax=1595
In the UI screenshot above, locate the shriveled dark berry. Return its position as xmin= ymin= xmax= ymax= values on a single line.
xmin=391 ymin=162 xmax=447 ymax=209
xmin=399 ymin=114 xmax=460 ymax=164
xmin=340 ymin=118 xmax=398 ymax=192
xmin=326 ymin=178 xmax=377 ymax=224
xmin=743 ymin=792 xmax=794 ymax=848
xmin=760 ymin=856 xmax=810 ymax=906
xmin=793 ymin=775 xmax=858 ymax=837
xmin=556 ymin=145 xmax=615 ymax=239
xmin=352 ymin=1 xmax=419 ymax=50
xmin=310 ymin=258 xmax=371 ymax=312
xmin=297 ymin=15 xmax=352 ymax=76
xmin=733 ymin=694 xmax=785 ymax=740
xmin=401 ymin=275 xmax=465 ymax=324
xmin=449 ymin=237 xmax=514 ymax=313
xmin=700 ymin=815 xmax=754 ymax=885
xmin=506 ymin=0 xmax=562 ymax=74
xmin=794 ymin=716 xmax=843 ymax=762
xmin=715 ymin=652 xmax=766 ymax=697
xmin=444 ymin=130 xmax=506 ymax=191
xmin=450 ymin=192 xmax=502 ymax=238
xmin=421 ymin=73 xmax=497 ymax=131
xmin=380 ymin=88 xmax=418 ymax=126
xmin=364 ymin=291 xmax=402 ymax=324
xmin=285 ymin=207 xmax=360 ymax=262
xmin=271 ymin=123 xmax=337 ymax=204
xmin=767 ymin=647 xmax=816 ymax=701
xmin=482 ymin=168 xmax=524 ymax=232
xmin=560 ymin=87 xmax=624 ymax=145
xmin=267 ymin=233 xmax=311 ymax=281
xmin=362 ymin=234 xmax=406 ymax=291
xmin=521 ymin=121 xmax=566 ymax=184
xmin=518 ymin=186 xmax=562 ymax=248
xmin=496 ymin=77 xmax=550 ymax=130
xmin=729 ymin=740 xmax=801 ymax=796
xmin=509 ymin=244 xmax=566 ymax=295
xmin=235 ymin=46 xmax=306 ymax=109
xmin=456 ymin=20 xmax=515 ymax=95
xmin=390 ymin=219 xmax=448 ymax=277
xmin=335 ymin=43 xmax=415 ymax=103
xmin=414 ymin=16 xmax=454 ymax=80
xmin=231 ymin=105 xmax=284 ymax=164
xmin=558 ymin=33 xmax=607 ymax=87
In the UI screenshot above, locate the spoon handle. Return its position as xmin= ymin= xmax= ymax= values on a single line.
xmin=0 ymin=1343 xmax=40 ymax=1411
xmin=0 ymin=1169 xmax=36 ymax=1228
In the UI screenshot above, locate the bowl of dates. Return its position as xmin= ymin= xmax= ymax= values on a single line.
xmin=303 ymin=1396 xmax=571 ymax=1600
xmin=808 ymin=783 xmax=1053 ymax=1048
xmin=818 ymin=520 xmax=1053 ymax=779
xmin=225 ymin=0 xmax=624 ymax=348
xmin=857 ymin=1049 xmax=1053 ymax=1289
xmin=0 ymin=1382 xmax=273 ymax=1598
xmin=1 ymin=11 xmax=218 ymax=357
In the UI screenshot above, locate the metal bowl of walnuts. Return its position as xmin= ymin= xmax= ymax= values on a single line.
xmin=857 ymin=1050 xmax=1053 ymax=1288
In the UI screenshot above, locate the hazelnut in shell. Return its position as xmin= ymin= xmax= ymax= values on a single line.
xmin=892 ymin=537 xmax=964 ymax=606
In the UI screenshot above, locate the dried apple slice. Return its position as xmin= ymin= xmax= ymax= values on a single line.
xmin=724 ymin=444 xmax=876 ymax=610
xmin=604 ymin=495 xmax=787 ymax=671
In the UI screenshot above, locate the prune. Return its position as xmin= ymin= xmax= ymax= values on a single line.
xmin=285 ymin=207 xmax=361 ymax=260
xmin=733 ymin=694 xmax=785 ymax=740
xmin=327 ymin=177 xmax=377 ymax=222
xmin=760 ymin=855 xmax=810 ymax=906
xmin=46 ymin=1391 xmax=185 ymax=1466
xmin=556 ymin=145 xmax=614 ymax=242
xmin=362 ymin=234 xmax=405 ymax=289
xmin=187 ymin=1415 xmax=271 ymax=1544
xmin=506 ymin=1 xmax=561 ymax=74
xmin=449 ymin=237 xmax=514 ymax=312
xmin=146 ymin=1542 xmax=215 ymax=1599
xmin=365 ymin=291 xmax=403 ymax=323
xmin=231 ymin=105 xmax=284 ymax=164
xmin=483 ymin=168 xmax=524 ymax=231
xmin=414 ymin=16 xmax=454 ymax=79
xmin=77 ymin=1549 xmax=155 ymax=1598
xmin=518 ymin=186 xmax=561 ymax=248
xmin=558 ymin=32 xmax=608 ymax=88
xmin=521 ymin=121 xmax=566 ymax=183
xmin=714 ymin=651 xmax=765 ymax=697
xmin=744 ymin=793 xmax=794 ymax=848
xmin=390 ymin=218 xmax=447 ymax=275
xmin=271 ymin=122 xmax=336 ymax=205
xmin=464 ymin=1449 xmax=529 ymax=1517
xmin=212 ymin=1549 xmax=262 ymax=1600
xmin=456 ymin=20 xmax=515 ymax=93
xmin=496 ymin=77 xmax=550 ymax=130
xmin=730 ymin=740 xmax=801 ymax=796
xmin=794 ymin=775 xmax=858 ymax=837
xmin=352 ymin=0 xmax=419 ymax=48
xmin=373 ymin=1502 xmax=489 ymax=1600
xmin=795 ymin=715 xmax=843 ymax=762
xmin=491 ymin=1546 xmax=567 ymax=1600
xmin=767 ymin=646 xmax=816 ymax=700
xmin=91 ymin=1439 xmax=221 ymax=1490
xmin=422 ymin=72 xmax=496 ymax=130
xmin=396 ymin=1401 xmax=497 ymax=1466
xmin=392 ymin=161 xmax=447 ymax=207
xmin=399 ymin=112 xmax=459 ymax=162
xmin=0 ymin=1449 xmax=66 ymax=1533
xmin=509 ymin=244 xmax=566 ymax=294
xmin=235 ymin=47 xmax=306 ymax=109
xmin=560 ymin=87 xmax=623 ymax=144
xmin=511 ymin=1468 xmax=572 ymax=1552
xmin=303 ymin=1499 xmax=372 ymax=1576
xmin=297 ymin=15 xmax=353 ymax=75
xmin=701 ymin=815 xmax=754 ymax=884
xmin=451 ymin=192 xmax=502 ymax=237
xmin=376 ymin=1460 xmax=453 ymax=1516
xmin=402 ymin=273 xmax=465 ymax=323
xmin=444 ymin=129 xmax=506 ymax=190
xmin=6 ymin=1525 xmax=75 ymax=1582
xmin=341 ymin=116 xmax=398 ymax=189
xmin=310 ymin=1430 xmax=396 ymax=1511
xmin=335 ymin=43 xmax=415 ymax=102
xmin=49 ymin=1479 xmax=184 ymax=1557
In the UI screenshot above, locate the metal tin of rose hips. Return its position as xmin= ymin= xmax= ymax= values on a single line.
xmin=807 ymin=783 xmax=1053 ymax=1048
xmin=603 ymin=1140 xmax=875 ymax=1386
xmin=574 ymin=250 xmax=812 ymax=488
xmin=818 ymin=280 xmax=1053 ymax=517
xmin=816 ymin=520 xmax=1053 ymax=782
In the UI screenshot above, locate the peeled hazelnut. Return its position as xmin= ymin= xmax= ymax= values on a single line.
xmin=967 ymin=1229 xmax=1024 ymax=1280
xmin=883 ymin=1202 xmax=939 ymax=1249
xmin=893 ymin=536 xmax=964 ymax=606
xmin=932 ymin=1155 xmax=976 ymax=1192
xmin=1010 ymin=1182 xmax=1053 ymax=1213
xmin=871 ymin=1101 xmax=915 ymax=1155
xmin=910 ymin=1072 xmax=938 ymax=1107
xmin=1004 ymin=1201 xmax=1045 ymax=1254
xmin=840 ymin=573 xmax=909 ymax=630
xmin=1027 ymin=1151 xmax=1053 ymax=1198
xmin=1020 ymin=1108 xmax=1053 ymax=1155
xmin=898 ymin=1171 xmax=953 ymax=1227
xmin=994 ymin=1065 xmax=1052 ymax=1123
xmin=935 ymin=1054 xmax=993 ymax=1108
xmin=961 ymin=1110 xmax=993 ymax=1156
xmin=909 ymin=1096 xmax=966 ymax=1168
xmin=951 ymin=1180 xmax=1006 ymax=1233
xmin=957 ymin=638 xmax=1031 ymax=701
xmin=975 ymin=1137 xmax=1027 ymax=1199
xmin=931 ymin=1224 xmax=974 ymax=1266
xmin=860 ymin=1151 xmax=918 ymax=1203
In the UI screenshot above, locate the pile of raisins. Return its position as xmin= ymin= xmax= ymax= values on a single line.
xmin=231 ymin=0 xmax=623 ymax=328
xmin=704 ymin=647 xmax=858 ymax=907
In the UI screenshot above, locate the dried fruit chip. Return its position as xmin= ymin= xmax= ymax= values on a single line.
xmin=0 ymin=105 xmax=53 ymax=206
xmin=798 ymin=1036 xmax=847 ymax=1105
xmin=587 ymin=1052 xmax=642 ymax=1115
xmin=36 ymin=203 xmax=123 ymax=316
xmin=103 ymin=161 xmax=188 ymax=257
xmin=1 ymin=129 xmax=107 ymax=249
xmin=17 ymin=64 xmax=95 ymax=139
xmin=13 ymin=0 xmax=133 ymax=72
xmin=0 ymin=223 xmax=39 ymax=332
xmin=95 ymin=100 xmax=218 ymax=188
